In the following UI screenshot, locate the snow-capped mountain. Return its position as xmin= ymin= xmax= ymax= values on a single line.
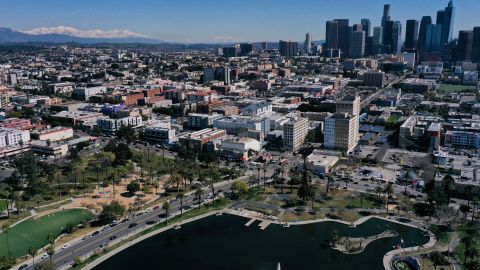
xmin=21 ymin=26 xmax=148 ymax=39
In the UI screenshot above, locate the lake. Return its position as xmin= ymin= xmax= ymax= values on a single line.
xmin=93 ymin=214 xmax=429 ymax=270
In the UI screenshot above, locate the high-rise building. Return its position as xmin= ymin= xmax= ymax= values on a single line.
xmin=335 ymin=19 xmax=351 ymax=56
xmin=336 ymin=95 xmax=361 ymax=117
xmin=222 ymin=46 xmax=238 ymax=57
xmin=405 ymin=19 xmax=419 ymax=50
xmin=203 ymin=67 xmax=216 ymax=83
xmin=283 ymin=117 xmax=309 ymax=151
xmin=472 ymin=27 xmax=480 ymax=63
xmin=383 ymin=21 xmax=402 ymax=53
xmin=381 ymin=4 xmax=391 ymax=28
xmin=373 ymin=27 xmax=383 ymax=46
xmin=326 ymin=20 xmax=339 ymax=49
xmin=261 ymin=42 xmax=268 ymax=50
xmin=457 ymin=30 xmax=473 ymax=61
xmin=418 ymin=16 xmax=433 ymax=50
xmin=349 ymin=30 xmax=365 ymax=58
xmin=279 ymin=40 xmax=298 ymax=57
xmin=304 ymin=32 xmax=312 ymax=54
xmin=425 ymin=24 xmax=443 ymax=52
xmin=352 ymin=24 xmax=363 ymax=32
xmin=372 ymin=26 xmax=383 ymax=55
xmin=436 ymin=0 xmax=455 ymax=47
xmin=361 ymin=19 xmax=371 ymax=37
xmin=324 ymin=113 xmax=359 ymax=153
xmin=239 ymin=43 xmax=254 ymax=56
xmin=324 ymin=96 xmax=360 ymax=153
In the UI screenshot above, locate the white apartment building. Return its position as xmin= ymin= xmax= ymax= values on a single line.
xmin=73 ymin=86 xmax=107 ymax=101
xmin=38 ymin=127 xmax=74 ymax=142
xmin=283 ymin=117 xmax=309 ymax=152
xmin=96 ymin=116 xmax=143 ymax=133
xmin=213 ymin=115 xmax=270 ymax=136
xmin=242 ymin=101 xmax=273 ymax=117
xmin=324 ymin=113 xmax=359 ymax=153
xmin=0 ymin=128 xmax=30 ymax=147
xmin=144 ymin=123 xmax=177 ymax=144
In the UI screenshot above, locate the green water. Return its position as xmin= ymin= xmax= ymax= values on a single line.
xmin=94 ymin=214 xmax=429 ymax=270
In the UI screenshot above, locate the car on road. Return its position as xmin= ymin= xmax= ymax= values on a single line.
xmin=19 ymin=264 xmax=28 ymax=270
xmin=181 ymin=206 xmax=192 ymax=211
xmin=61 ymin=244 xmax=71 ymax=250
xmin=153 ymin=205 xmax=160 ymax=210
xmin=40 ymin=254 xmax=49 ymax=260
xmin=82 ymin=235 xmax=92 ymax=240
xmin=109 ymin=235 xmax=117 ymax=241
xmin=146 ymin=220 xmax=157 ymax=225
xmin=91 ymin=231 xmax=100 ymax=236
xmin=100 ymin=242 xmax=107 ymax=248
xmin=128 ymin=222 xmax=138 ymax=228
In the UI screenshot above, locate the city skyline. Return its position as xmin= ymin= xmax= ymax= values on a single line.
xmin=0 ymin=0 xmax=479 ymax=43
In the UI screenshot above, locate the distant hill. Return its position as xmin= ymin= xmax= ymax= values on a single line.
xmin=0 ymin=27 xmax=162 ymax=44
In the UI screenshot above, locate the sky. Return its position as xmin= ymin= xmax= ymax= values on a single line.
xmin=0 ymin=0 xmax=479 ymax=43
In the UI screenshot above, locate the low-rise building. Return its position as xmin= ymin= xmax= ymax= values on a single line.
xmin=220 ymin=137 xmax=262 ymax=161
xmin=37 ymin=127 xmax=73 ymax=142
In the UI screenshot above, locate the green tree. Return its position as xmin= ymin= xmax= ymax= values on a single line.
xmin=126 ymin=182 xmax=140 ymax=195
xmin=46 ymin=233 xmax=55 ymax=266
xmin=99 ymin=201 xmax=125 ymax=224
xmin=194 ymin=188 xmax=203 ymax=205
xmin=230 ymin=181 xmax=249 ymax=198
xmin=460 ymin=204 xmax=471 ymax=224
xmin=28 ymin=245 xmax=38 ymax=266
xmin=116 ymin=125 xmax=137 ymax=145
xmin=162 ymin=201 xmax=170 ymax=224
xmin=176 ymin=192 xmax=185 ymax=215
xmin=441 ymin=174 xmax=455 ymax=204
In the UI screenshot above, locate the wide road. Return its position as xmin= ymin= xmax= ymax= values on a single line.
xmin=16 ymin=180 xmax=236 ymax=270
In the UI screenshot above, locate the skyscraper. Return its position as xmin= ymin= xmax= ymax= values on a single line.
xmin=425 ymin=24 xmax=443 ymax=52
xmin=373 ymin=27 xmax=383 ymax=46
xmin=325 ymin=20 xmax=339 ymax=49
xmin=472 ymin=27 xmax=480 ymax=63
xmin=381 ymin=4 xmax=391 ymax=28
xmin=383 ymin=21 xmax=402 ymax=53
xmin=279 ymin=40 xmax=298 ymax=57
xmin=239 ymin=43 xmax=254 ymax=56
xmin=335 ymin=19 xmax=350 ymax=56
xmin=352 ymin=24 xmax=363 ymax=32
xmin=361 ymin=19 xmax=371 ymax=37
xmin=304 ymin=32 xmax=312 ymax=54
xmin=436 ymin=0 xmax=455 ymax=47
xmin=405 ymin=20 xmax=419 ymax=50
xmin=349 ymin=30 xmax=365 ymax=58
xmin=418 ymin=16 xmax=433 ymax=50
xmin=457 ymin=30 xmax=473 ymax=61
xmin=372 ymin=26 xmax=383 ymax=55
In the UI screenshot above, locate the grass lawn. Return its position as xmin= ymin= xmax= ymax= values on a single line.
xmin=438 ymin=84 xmax=477 ymax=94
xmin=0 ymin=209 xmax=93 ymax=257
xmin=386 ymin=114 xmax=401 ymax=124
xmin=453 ymin=224 xmax=480 ymax=265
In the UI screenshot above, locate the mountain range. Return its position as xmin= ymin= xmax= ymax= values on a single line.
xmin=0 ymin=27 xmax=162 ymax=44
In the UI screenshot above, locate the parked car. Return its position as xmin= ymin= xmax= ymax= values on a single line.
xmin=61 ymin=244 xmax=71 ymax=250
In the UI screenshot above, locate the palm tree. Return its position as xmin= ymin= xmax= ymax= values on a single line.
xmin=47 ymin=233 xmax=55 ymax=266
xmin=2 ymin=224 xmax=11 ymax=257
xmin=176 ymin=192 xmax=185 ymax=215
xmin=194 ymin=188 xmax=203 ymax=205
xmin=441 ymin=174 xmax=455 ymax=204
xmin=263 ymin=166 xmax=267 ymax=190
xmin=162 ymin=201 xmax=170 ymax=225
xmin=28 ymin=245 xmax=38 ymax=266
xmin=384 ymin=182 xmax=394 ymax=213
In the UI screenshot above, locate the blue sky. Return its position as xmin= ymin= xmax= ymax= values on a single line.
xmin=0 ymin=0 xmax=478 ymax=43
